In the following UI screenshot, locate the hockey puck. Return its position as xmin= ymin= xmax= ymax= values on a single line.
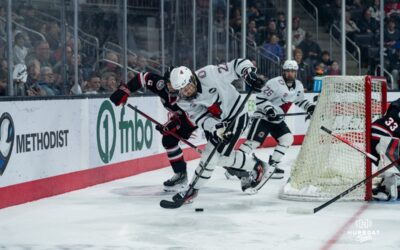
xmin=195 ymin=208 xmax=204 ymax=212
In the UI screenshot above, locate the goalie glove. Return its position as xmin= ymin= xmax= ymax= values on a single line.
xmin=305 ymin=104 xmax=315 ymax=121
xmin=243 ymin=67 xmax=264 ymax=92
xmin=110 ymin=83 xmax=131 ymax=106
xmin=264 ymin=106 xmax=283 ymax=122
xmin=213 ymin=121 xmax=233 ymax=142
xmin=155 ymin=117 xmax=181 ymax=136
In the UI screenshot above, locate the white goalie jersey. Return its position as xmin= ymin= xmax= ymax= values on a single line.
xmin=254 ymin=76 xmax=313 ymax=120
xmin=176 ymin=59 xmax=253 ymax=132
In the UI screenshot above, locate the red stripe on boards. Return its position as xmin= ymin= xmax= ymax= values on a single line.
xmin=0 ymin=135 xmax=304 ymax=209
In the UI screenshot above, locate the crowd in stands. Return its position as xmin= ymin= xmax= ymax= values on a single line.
xmin=227 ymin=0 xmax=400 ymax=90
xmin=0 ymin=3 xmax=162 ymax=97
xmin=1 ymin=1 xmax=400 ymax=96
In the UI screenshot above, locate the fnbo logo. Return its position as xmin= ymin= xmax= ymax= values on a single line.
xmin=96 ymin=101 xmax=153 ymax=163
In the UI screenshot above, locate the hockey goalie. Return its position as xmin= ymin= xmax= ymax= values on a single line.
xmin=372 ymin=98 xmax=400 ymax=201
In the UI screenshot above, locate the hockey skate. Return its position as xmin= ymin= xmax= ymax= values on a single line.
xmin=268 ymin=156 xmax=284 ymax=179
xmin=172 ymin=187 xmax=198 ymax=204
xmin=223 ymin=167 xmax=250 ymax=179
xmin=163 ymin=172 xmax=188 ymax=192
xmin=241 ymin=156 xmax=276 ymax=194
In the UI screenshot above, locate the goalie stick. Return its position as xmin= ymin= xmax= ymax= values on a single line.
xmin=287 ymin=158 xmax=400 ymax=214
xmin=287 ymin=125 xmax=386 ymax=214
xmin=160 ymin=89 xmax=254 ymax=209
xmin=126 ymin=103 xmax=203 ymax=154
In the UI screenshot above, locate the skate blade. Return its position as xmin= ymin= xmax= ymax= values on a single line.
xmin=163 ymin=184 xmax=187 ymax=193
xmin=244 ymin=166 xmax=276 ymax=195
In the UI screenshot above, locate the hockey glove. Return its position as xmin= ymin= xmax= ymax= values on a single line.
xmin=163 ymin=66 xmax=175 ymax=80
xmin=265 ymin=106 xmax=283 ymax=122
xmin=155 ymin=117 xmax=181 ymax=136
xmin=305 ymin=104 xmax=315 ymax=121
xmin=213 ymin=121 xmax=233 ymax=142
xmin=243 ymin=67 xmax=264 ymax=92
xmin=110 ymin=84 xmax=131 ymax=106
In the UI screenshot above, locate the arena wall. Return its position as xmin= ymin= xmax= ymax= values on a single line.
xmin=0 ymin=92 xmax=397 ymax=209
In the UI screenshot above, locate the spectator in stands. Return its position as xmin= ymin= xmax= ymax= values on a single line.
xmin=247 ymin=20 xmax=262 ymax=45
xmin=261 ymin=33 xmax=284 ymax=61
xmin=127 ymin=54 xmax=138 ymax=69
xmin=35 ymin=66 xmax=61 ymax=96
xmin=12 ymin=64 xmax=28 ymax=96
xmin=100 ymin=72 xmax=118 ymax=93
xmin=292 ymin=16 xmax=306 ymax=47
xmin=100 ymin=51 xmax=121 ymax=79
xmin=327 ymin=61 xmax=341 ymax=75
xmin=276 ymin=12 xmax=286 ymax=44
xmin=13 ymin=32 xmax=28 ymax=65
xmin=298 ymin=32 xmax=322 ymax=67
xmin=385 ymin=0 xmax=400 ymax=20
xmin=26 ymin=40 xmax=53 ymax=68
xmin=83 ymin=72 xmax=101 ymax=94
xmin=357 ymin=8 xmax=379 ymax=34
xmin=134 ymin=55 xmax=149 ymax=72
xmin=45 ymin=21 xmax=61 ymax=51
xmin=345 ymin=12 xmax=361 ymax=40
xmin=248 ymin=5 xmax=265 ymax=28
xmin=388 ymin=48 xmax=400 ymax=90
xmin=25 ymin=58 xmax=41 ymax=88
xmin=384 ymin=18 xmax=400 ymax=55
xmin=230 ymin=7 xmax=242 ymax=33
xmin=293 ymin=48 xmax=312 ymax=91
xmin=369 ymin=0 xmax=382 ymax=22
xmin=320 ymin=51 xmax=333 ymax=68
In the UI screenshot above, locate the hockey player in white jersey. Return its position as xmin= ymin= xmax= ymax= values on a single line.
xmin=168 ymin=59 xmax=276 ymax=204
xmin=234 ymin=60 xmax=315 ymax=179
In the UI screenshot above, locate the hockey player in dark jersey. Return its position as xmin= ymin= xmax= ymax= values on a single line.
xmin=109 ymin=70 xmax=197 ymax=192
xmin=371 ymin=98 xmax=400 ymax=201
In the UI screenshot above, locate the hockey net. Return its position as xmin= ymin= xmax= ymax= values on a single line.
xmin=280 ymin=76 xmax=387 ymax=201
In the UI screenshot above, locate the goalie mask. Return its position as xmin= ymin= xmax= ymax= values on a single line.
xmin=170 ymin=66 xmax=198 ymax=99
xmin=282 ymin=60 xmax=298 ymax=88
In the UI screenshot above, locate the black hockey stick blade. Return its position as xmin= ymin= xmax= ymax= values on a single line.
xmin=160 ymin=199 xmax=184 ymax=209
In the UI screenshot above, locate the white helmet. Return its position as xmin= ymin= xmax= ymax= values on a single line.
xmin=13 ymin=64 xmax=28 ymax=83
xmin=282 ymin=60 xmax=299 ymax=71
xmin=170 ymin=66 xmax=194 ymax=90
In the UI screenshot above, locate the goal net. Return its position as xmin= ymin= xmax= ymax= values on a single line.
xmin=280 ymin=76 xmax=387 ymax=201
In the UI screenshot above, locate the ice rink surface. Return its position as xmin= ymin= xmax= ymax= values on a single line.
xmin=0 ymin=146 xmax=399 ymax=250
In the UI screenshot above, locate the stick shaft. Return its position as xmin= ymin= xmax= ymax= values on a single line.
xmin=127 ymin=103 xmax=202 ymax=154
xmin=313 ymin=158 xmax=400 ymax=213
xmin=277 ymin=112 xmax=308 ymax=117
xmin=320 ymin=126 xmax=378 ymax=162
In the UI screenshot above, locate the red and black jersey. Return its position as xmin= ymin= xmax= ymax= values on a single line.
xmin=372 ymin=98 xmax=400 ymax=141
xmin=127 ymin=72 xmax=196 ymax=128
xmin=371 ymin=98 xmax=400 ymax=163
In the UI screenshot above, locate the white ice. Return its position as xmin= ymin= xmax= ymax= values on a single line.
xmin=0 ymin=146 xmax=399 ymax=250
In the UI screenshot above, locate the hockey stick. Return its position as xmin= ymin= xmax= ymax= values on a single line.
xmin=320 ymin=126 xmax=378 ymax=162
xmin=160 ymin=90 xmax=254 ymax=209
xmin=287 ymin=158 xmax=400 ymax=214
xmin=126 ymin=103 xmax=203 ymax=154
xmin=276 ymin=112 xmax=308 ymax=117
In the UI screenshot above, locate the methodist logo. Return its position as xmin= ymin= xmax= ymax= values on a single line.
xmin=0 ymin=112 xmax=15 ymax=175
xmin=96 ymin=101 xmax=153 ymax=163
